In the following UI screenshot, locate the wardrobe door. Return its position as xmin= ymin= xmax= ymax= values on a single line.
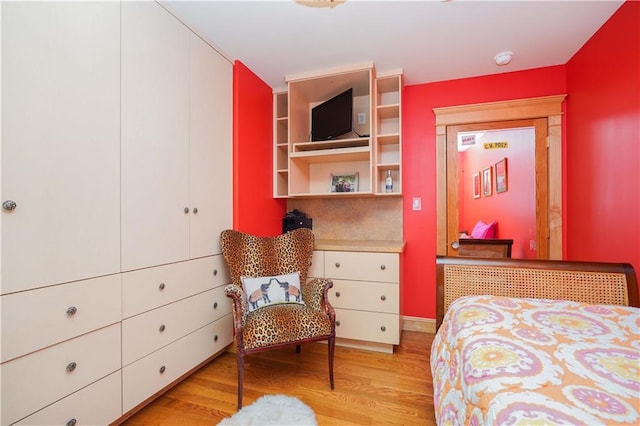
xmin=121 ymin=1 xmax=190 ymax=271
xmin=1 ymin=2 xmax=121 ymax=294
xmin=188 ymin=34 xmax=233 ymax=258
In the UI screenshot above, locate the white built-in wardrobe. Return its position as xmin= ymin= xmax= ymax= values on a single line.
xmin=1 ymin=2 xmax=233 ymax=424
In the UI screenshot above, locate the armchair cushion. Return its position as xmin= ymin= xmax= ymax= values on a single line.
xmin=242 ymin=304 xmax=332 ymax=350
xmin=241 ymin=272 xmax=305 ymax=312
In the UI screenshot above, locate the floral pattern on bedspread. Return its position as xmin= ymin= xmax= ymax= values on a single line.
xmin=431 ymin=295 xmax=640 ymax=425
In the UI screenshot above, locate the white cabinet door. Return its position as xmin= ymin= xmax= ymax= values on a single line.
xmin=1 ymin=2 xmax=121 ymax=293
xmin=189 ymin=34 xmax=233 ymax=257
xmin=121 ymin=1 xmax=190 ymax=271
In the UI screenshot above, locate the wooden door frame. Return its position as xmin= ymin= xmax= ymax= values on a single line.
xmin=435 ymin=95 xmax=566 ymax=259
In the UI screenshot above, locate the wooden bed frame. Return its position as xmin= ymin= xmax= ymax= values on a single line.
xmin=436 ymin=255 xmax=639 ymax=329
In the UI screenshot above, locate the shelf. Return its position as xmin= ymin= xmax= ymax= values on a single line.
xmin=377 ymin=163 xmax=400 ymax=170
xmin=290 ymin=146 xmax=370 ymax=164
xmin=378 ymin=134 xmax=400 ymax=145
xmin=293 ymin=137 xmax=369 ymax=152
xmin=377 ymin=104 xmax=400 ymax=119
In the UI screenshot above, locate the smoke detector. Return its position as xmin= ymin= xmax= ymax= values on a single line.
xmin=494 ymin=51 xmax=513 ymax=66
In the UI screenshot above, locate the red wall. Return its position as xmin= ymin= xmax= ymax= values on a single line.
xmin=233 ymin=61 xmax=286 ymax=236
xmin=402 ymin=66 xmax=567 ymax=319
xmin=565 ymin=1 xmax=640 ymax=276
xmin=459 ymin=128 xmax=536 ymax=259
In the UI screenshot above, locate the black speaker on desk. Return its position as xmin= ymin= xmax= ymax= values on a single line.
xmin=282 ymin=210 xmax=312 ymax=234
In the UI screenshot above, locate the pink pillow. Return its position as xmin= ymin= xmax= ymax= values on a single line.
xmin=470 ymin=220 xmax=496 ymax=239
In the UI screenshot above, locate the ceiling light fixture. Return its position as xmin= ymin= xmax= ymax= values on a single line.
xmin=294 ymin=0 xmax=346 ymax=8
xmin=494 ymin=51 xmax=513 ymax=66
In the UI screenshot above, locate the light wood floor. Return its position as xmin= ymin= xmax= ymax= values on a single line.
xmin=123 ymin=331 xmax=437 ymax=425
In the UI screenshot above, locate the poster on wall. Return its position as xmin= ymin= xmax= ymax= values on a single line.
xmin=473 ymin=172 xmax=481 ymax=199
xmin=495 ymin=158 xmax=508 ymax=193
xmin=483 ymin=166 xmax=493 ymax=197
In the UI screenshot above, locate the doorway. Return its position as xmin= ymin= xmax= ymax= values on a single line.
xmin=434 ymin=95 xmax=566 ymax=259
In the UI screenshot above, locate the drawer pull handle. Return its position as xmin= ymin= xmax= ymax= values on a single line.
xmin=66 ymin=306 xmax=77 ymax=316
xmin=380 ymin=295 xmax=386 ymax=301
xmin=159 ymin=282 xmax=166 ymax=291
xmin=336 ymin=320 xmax=341 ymax=326
xmin=184 ymin=207 xmax=189 ymax=214
xmin=380 ymin=326 xmax=386 ymax=332
xmin=159 ymin=365 xmax=166 ymax=374
xmin=193 ymin=207 xmax=198 ymax=214
xmin=213 ymin=302 xmax=218 ymax=309
xmin=335 ymin=262 xmax=340 ymax=268
xmin=66 ymin=419 xmax=77 ymax=426
xmin=2 ymin=200 xmax=17 ymax=211
xmin=380 ymin=264 xmax=386 ymax=270
xmin=213 ymin=269 xmax=218 ymax=276
xmin=66 ymin=362 xmax=77 ymax=372
xmin=335 ymin=292 xmax=341 ymax=297
xmin=214 ymin=335 xmax=219 ymax=342
xmin=159 ymin=324 xmax=166 ymax=332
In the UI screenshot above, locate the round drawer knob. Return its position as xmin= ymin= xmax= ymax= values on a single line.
xmin=380 ymin=264 xmax=386 ymax=270
xmin=213 ymin=302 xmax=218 ymax=309
xmin=213 ymin=269 xmax=218 ymax=276
xmin=336 ymin=321 xmax=341 ymax=326
xmin=2 ymin=200 xmax=17 ymax=211
xmin=66 ymin=419 xmax=77 ymax=426
xmin=380 ymin=295 xmax=386 ymax=301
xmin=159 ymin=282 xmax=166 ymax=291
xmin=66 ymin=306 xmax=78 ymax=316
xmin=335 ymin=262 xmax=340 ymax=268
xmin=66 ymin=362 xmax=77 ymax=372
xmin=214 ymin=335 xmax=219 ymax=342
xmin=184 ymin=207 xmax=189 ymax=214
xmin=193 ymin=207 xmax=198 ymax=214
xmin=159 ymin=324 xmax=166 ymax=332
xmin=380 ymin=325 xmax=386 ymax=332
xmin=335 ymin=292 xmax=341 ymax=298
xmin=159 ymin=365 xmax=166 ymax=374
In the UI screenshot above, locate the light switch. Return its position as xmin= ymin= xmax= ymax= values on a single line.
xmin=357 ymin=112 xmax=366 ymax=124
xmin=412 ymin=197 xmax=422 ymax=211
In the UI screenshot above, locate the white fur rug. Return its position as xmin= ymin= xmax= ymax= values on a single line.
xmin=218 ymin=395 xmax=317 ymax=426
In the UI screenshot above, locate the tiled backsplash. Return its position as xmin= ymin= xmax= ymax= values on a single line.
xmin=287 ymin=197 xmax=403 ymax=241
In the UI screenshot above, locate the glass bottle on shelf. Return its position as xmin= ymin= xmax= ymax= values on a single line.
xmin=385 ymin=170 xmax=393 ymax=193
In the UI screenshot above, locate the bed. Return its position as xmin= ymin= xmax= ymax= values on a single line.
xmin=431 ymin=256 xmax=640 ymax=425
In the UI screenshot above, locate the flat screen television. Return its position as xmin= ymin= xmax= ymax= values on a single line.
xmin=311 ymin=88 xmax=353 ymax=141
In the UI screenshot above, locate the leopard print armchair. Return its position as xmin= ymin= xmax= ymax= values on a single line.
xmin=220 ymin=228 xmax=336 ymax=409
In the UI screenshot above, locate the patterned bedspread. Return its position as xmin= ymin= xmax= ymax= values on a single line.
xmin=431 ymin=295 xmax=640 ymax=425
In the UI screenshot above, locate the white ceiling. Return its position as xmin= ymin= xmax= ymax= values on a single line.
xmin=162 ymin=0 xmax=623 ymax=90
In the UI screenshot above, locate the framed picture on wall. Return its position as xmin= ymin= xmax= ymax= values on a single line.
xmin=495 ymin=157 xmax=508 ymax=193
xmin=330 ymin=172 xmax=359 ymax=193
xmin=482 ymin=166 xmax=493 ymax=196
xmin=473 ymin=172 xmax=481 ymax=199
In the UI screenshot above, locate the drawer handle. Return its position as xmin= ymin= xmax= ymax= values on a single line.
xmin=159 ymin=282 xmax=166 ymax=291
xmin=336 ymin=321 xmax=341 ymax=326
xmin=159 ymin=365 xmax=166 ymax=374
xmin=184 ymin=207 xmax=189 ymax=214
xmin=335 ymin=262 xmax=340 ymax=268
xmin=66 ymin=362 xmax=77 ymax=372
xmin=214 ymin=335 xmax=218 ymax=342
xmin=193 ymin=207 xmax=198 ymax=214
xmin=335 ymin=292 xmax=341 ymax=298
xmin=213 ymin=269 xmax=218 ymax=276
xmin=380 ymin=264 xmax=386 ymax=270
xmin=66 ymin=306 xmax=78 ymax=316
xmin=159 ymin=324 xmax=166 ymax=332
xmin=380 ymin=295 xmax=386 ymax=301
xmin=380 ymin=325 xmax=386 ymax=332
xmin=66 ymin=419 xmax=77 ymax=426
xmin=213 ymin=302 xmax=218 ymax=309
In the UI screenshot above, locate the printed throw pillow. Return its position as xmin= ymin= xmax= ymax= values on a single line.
xmin=241 ymin=272 xmax=305 ymax=313
xmin=470 ymin=220 xmax=496 ymax=239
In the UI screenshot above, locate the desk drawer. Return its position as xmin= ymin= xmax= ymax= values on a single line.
xmin=122 ymin=314 xmax=232 ymax=413
xmin=334 ymin=309 xmax=399 ymax=345
xmin=122 ymin=256 xmax=229 ymax=318
xmin=328 ymin=279 xmax=398 ymax=314
xmin=122 ymin=287 xmax=231 ymax=366
xmin=1 ymin=324 xmax=121 ymax=425
xmin=324 ymin=251 xmax=398 ymax=283
xmin=1 ymin=274 xmax=121 ymax=363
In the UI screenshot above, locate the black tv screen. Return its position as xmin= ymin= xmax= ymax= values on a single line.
xmin=311 ymin=88 xmax=353 ymax=141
